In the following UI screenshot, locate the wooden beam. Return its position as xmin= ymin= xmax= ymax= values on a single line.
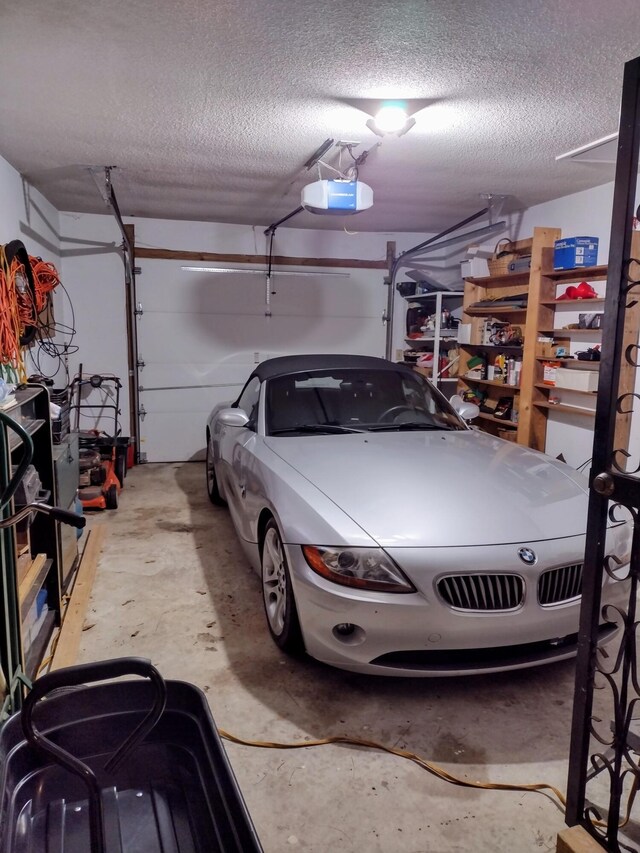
xmin=134 ymin=246 xmax=389 ymax=270
xmin=556 ymin=826 xmax=605 ymax=853
xmin=50 ymin=526 xmax=106 ymax=671
xmin=517 ymin=226 xmax=562 ymax=450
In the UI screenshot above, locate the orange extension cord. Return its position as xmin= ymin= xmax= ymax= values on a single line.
xmin=218 ymin=729 xmax=638 ymax=829
xmin=0 ymin=249 xmax=25 ymax=380
xmin=0 ymin=248 xmax=62 ymax=381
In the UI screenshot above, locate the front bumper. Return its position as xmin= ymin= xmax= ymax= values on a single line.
xmin=285 ymin=536 xmax=628 ymax=677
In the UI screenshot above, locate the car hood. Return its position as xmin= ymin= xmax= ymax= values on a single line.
xmin=264 ymin=429 xmax=588 ymax=547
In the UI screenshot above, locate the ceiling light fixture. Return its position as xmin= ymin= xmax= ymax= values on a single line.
xmin=373 ymin=102 xmax=409 ymax=133
xmin=181 ymin=266 xmax=350 ymax=277
xmin=366 ymin=100 xmax=416 ymax=138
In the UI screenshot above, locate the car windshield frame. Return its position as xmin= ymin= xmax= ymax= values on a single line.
xmin=264 ymin=367 xmax=465 ymax=436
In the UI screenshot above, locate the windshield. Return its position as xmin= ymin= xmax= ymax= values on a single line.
xmin=266 ymin=368 xmax=465 ymax=435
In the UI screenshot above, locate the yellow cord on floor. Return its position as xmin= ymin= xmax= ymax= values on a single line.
xmin=220 ymin=729 xmax=640 ymax=830
xmin=218 ymin=729 xmax=568 ymax=812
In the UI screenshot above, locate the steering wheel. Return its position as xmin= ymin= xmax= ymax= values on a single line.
xmin=377 ymin=405 xmax=416 ymax=423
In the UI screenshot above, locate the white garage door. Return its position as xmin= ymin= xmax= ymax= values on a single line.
xmin=136 ymin=259 xmax=387 ymax=462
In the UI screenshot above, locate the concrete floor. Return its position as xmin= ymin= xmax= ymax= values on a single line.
xmin=78 ymin=462 xmax=578 ymax=853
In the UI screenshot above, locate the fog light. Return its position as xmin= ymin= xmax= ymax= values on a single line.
xmin=332 ymin=623 xmax=366 ymax=645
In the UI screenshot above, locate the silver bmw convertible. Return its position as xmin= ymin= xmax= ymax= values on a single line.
xmin=206 ymin=354 xmax=629 ymax=676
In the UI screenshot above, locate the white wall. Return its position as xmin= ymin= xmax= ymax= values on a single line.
xmin=56 ymin=212 xmax=129 ymax=432
xmin=0 ymin=154 xmax=64 ymax=382
xmin=0 ymin=155 xmax=60 ymax=258
xmin=513 ymin=176 xmax=640 ymax=468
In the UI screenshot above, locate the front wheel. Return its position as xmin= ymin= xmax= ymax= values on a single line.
xmin=105 ymin=484 xmax=118 ymax=510
xmin=261 ymin=520 xmax=304 ymax=655
xmin=206 ymin=437 xmax=227 ymax=506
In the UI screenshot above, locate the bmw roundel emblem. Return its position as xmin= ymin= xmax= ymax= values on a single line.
xmin=518 ymin=547 xmax=537 ymax=565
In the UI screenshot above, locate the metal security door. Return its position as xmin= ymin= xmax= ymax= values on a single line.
xmin=566 ymin=56 xmax=640 ymax=851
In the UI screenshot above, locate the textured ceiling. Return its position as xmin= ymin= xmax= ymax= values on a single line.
xmin=1 ymin=0 xmax=639 ymax=232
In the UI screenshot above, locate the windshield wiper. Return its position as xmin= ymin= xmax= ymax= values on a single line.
xmin=270 ymin=424 xmax=365 ymax=435
xmin=366 ymin=422 xmax=455 ymax=432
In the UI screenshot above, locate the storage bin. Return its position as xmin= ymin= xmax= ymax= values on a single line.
xmin=556 ymin=367 xmax=599 ymax=392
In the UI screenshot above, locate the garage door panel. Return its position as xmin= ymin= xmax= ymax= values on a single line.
xmin=139 ymin=315 xmax=381 ymax=365
xmin=139 ymin=411 xmax=208 ymax=463
xmin=140 ymin=387 xmax=238 ymax=416
xmin=139 ymin=361 xmax=253 ymax=393
xmin=137 ymin=259 xmax=386 ymax=461
xmin=138 ymin=262 xmax=379 ymax=316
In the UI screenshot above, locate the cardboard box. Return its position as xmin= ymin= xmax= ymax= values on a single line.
xmin=543 ymin=361 xmax=560 ymax=385
xmin=537 ymin=336 xmax=570 ymax=358
xmin=553 ymin=237 xmax=599 ymax=270
xmin=556 ymin=367 xmax=598 ymax=392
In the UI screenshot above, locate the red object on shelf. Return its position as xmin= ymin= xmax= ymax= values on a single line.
xmin=556 ymin=282 xmax=598 ymax=301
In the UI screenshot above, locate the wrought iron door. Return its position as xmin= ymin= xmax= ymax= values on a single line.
xmin=566 ymin=56 xmax=640 ymax=851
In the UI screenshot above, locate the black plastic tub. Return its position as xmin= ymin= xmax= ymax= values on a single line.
xmin=0 ymin=658 xmax=262 ymax=852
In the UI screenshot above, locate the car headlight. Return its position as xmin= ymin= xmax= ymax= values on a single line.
xmin=606 ymin=520 xmax=632 ymax=578
xmin=302 ymin=545 xmax=415 ymax=593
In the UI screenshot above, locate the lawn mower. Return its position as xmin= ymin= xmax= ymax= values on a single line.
xmin=70 ymin=369 xmax=129 ymax=511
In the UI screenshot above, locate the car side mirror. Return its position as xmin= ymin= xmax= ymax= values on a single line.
xmin=218 ymin=407 xmax=250 ymax=427
xmin=449 ymin=394 xmax=480 ymax=422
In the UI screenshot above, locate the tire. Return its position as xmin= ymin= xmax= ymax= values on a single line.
xmin=115 ymin=450 xmax=126 ymax=488
xmin=261 ymin=519 xmax=304 ymax=655
xmin=206 ymin=437 xmax=227 ymax=506
xmin=105 ymin=484 xmax=118 ymax=510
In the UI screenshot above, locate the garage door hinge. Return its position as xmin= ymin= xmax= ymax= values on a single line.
xmin=138 ymin=403 xmax=147 ymax=421
xmin=382 ymin=309 xmax=389 ymax=324
xmin=133 ymin=266 xmax=141 ymax=275
xmin=137 ymin=355 xmax=145 ymax=370
xmin=135 ymin=301 xmax=144 ymax=317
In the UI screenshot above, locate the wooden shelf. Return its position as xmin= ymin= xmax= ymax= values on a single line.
xmin=535 ymin=357 xmax=599 ymax=369
xmin=464 ymin=271 xmax=530 ymax=288
xmin=535 ymin=383 xmax=596 ymax=395
xmin=533 ymin=401 xmax=596 ymax=417
xmin=19 ymin=555 xmax=51 ymax=621
xmin=475 ymin=412 xmax=518 ymax=427
xmin=540 ymin=298 xmax=605 ymax=306
xmin=403 ymin=292 xmax=463 ymax=303
xmin=540 ymin=328 xmax=602 ymax=336
xmin=24 ymin=610 xmax=56 ymax=681
xmin=464 ymin=305 xmax=527 ymax=316
xmin=462 ymin=376 xmax=520 ymax=390
xmin=541 ymin=265 xmax=608 ymax=283
xmin=463 ymin=343 xmax=524 ymax=351
xmin=405 ymin=335 xmax=459 ymax=343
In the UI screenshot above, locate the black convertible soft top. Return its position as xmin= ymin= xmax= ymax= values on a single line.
xmin=249 ymin=354 xmax=410 ymax=382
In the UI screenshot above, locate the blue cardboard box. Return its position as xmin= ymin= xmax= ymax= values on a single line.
xmin=553 ymin=237 xmax=599 ymax=270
